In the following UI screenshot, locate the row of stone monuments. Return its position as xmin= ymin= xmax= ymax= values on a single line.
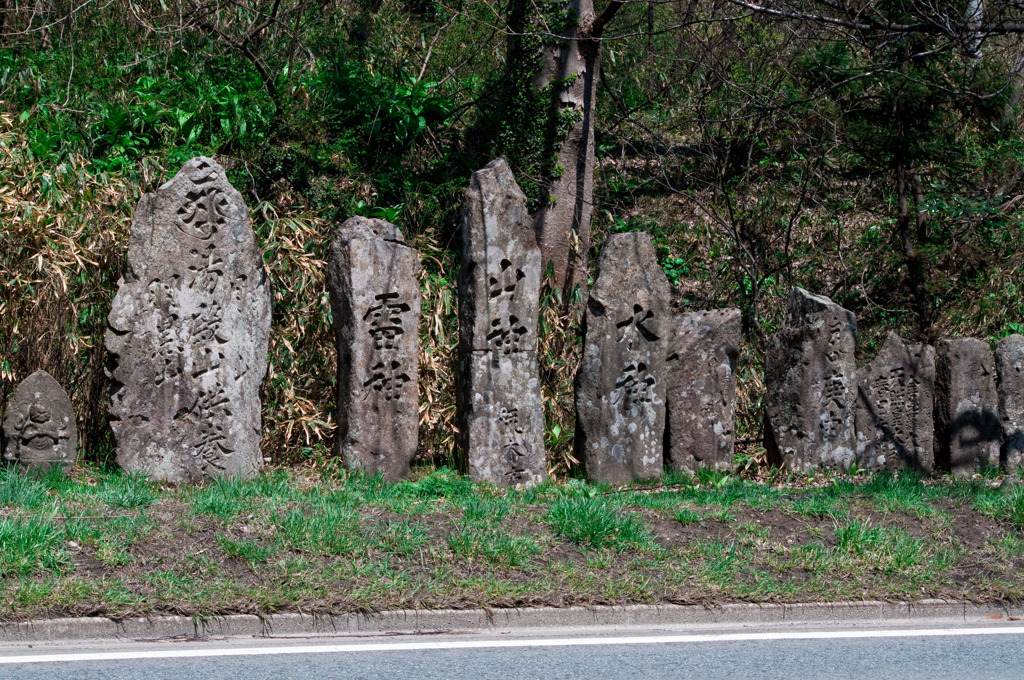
xmin=2 ymin=156 xmax=1022 ymax=484
xmin=764 ymin=288 xmax=1024 ymax=476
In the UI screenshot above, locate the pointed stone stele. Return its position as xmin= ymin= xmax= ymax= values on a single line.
xmin=764 ymin=287 xmax=857 ymax=471
xmin=106 ymin=157 xmax=272 ymax=483
xmin=854 ymin=332 xmax=935 ymax=473
xmin=575 ymin=231 xmax=670 ymax=484
xmin=456 ymin=159 xmax=546 ymax=487
xmin=996 ymin=334 xmax=1024 ymax=473
xmin=2 ymin=371 xmax=78 ymax=475
xmin=665 ymin=309 xmax=741 ymax=472
xmin=328 ymin=216 xmax=421 ymax=481
xmin=935 ymin=338 xmax=1000 ymax=476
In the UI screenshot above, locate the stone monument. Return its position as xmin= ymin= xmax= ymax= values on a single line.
xmin=934 ymin=338 xmax=1000 ymax=475
xmin=328 ymin=216 xmax=421 ymax=480
xmin=996 ymin=334 xmax=1024 ymax=473
xmin=106 ymin=157 xmax=272 ymax=483
xmin=456 ymin=159 xmax=546 ymax=486
xmin=854 ymin=332 xmax=935 ymax=472
xmin=2 ymin=370 xmax=77 ymax=474
xmin=665 ymin=308 xmax=741 ymax=472
xmin=575 ymin=231 xmax=670 ymax=483
xmin=764 ymin=287 xmax=857 ymax=471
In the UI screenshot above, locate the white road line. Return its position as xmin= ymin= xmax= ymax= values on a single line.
xmin=2 ymin=626 xmax=1024 ymax=664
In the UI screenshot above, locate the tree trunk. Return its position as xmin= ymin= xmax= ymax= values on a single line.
xmin=896 ymin=159 xmax=932 ymax=336
xmin=531 ymin=0 xmax=599 ymax=306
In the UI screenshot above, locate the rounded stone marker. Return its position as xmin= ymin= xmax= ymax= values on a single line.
xmin=2 ymin=370 xmax=78 ymax=474
xmin=935 ymin=337 xmax=1000 ymax=476
xmin=575 ymin=231 xmax=670 ymax=484
xmin=764 ymin=287 xmax=857 ymax=472
xmin=105 ymin=157 xmax=272 ymax=483
xmin=996 ymin=334 xmax=1024 ymax=474
xmin=328 ymin=216 xmax=421 ymax=481
xmin=854 ymin=332 xmax=936 ymax=473
xmin=665 ymin=308 xmax=741 ymax=472
xmin=456 ymin=159 xmax=546 ymax=487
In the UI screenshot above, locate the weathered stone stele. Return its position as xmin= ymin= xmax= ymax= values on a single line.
xmin=106 ymin=157 xmax=272 ymax=483
xmin=328 ymin=217 xmax=421 ymax=480
xmin=665 ymin=309 xmax=741 ymax=472
xmin=2 ymin=371 xmax=77 ymax=474
xmin=764 ymin=288 xmax=857 ymax=471
xmin=934 ymin=338 xmax=1000 ymax=476
xmin=456 ymin=159 xmax=546 ymax=487
xmin=575 ymin=231 xmax=670 ymax=484
xmin=854 ymin=332 xmax=935 ymax=473
xmin=996 ymin=334 xmax=1024 ymax=473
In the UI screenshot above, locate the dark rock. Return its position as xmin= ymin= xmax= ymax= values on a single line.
xmin=764 ymin=288 xmax=857 ymax=471
xmin=575 ymin=231 xmax=670 ymax=484
xmin=328 ymin=217 xmax=421 ymax=481
xmin=106 ymin=157 xmax=272 ymax=483
xmin=935 ymin=338 xmax=1000 ymax=476
xmin=2 ymin=371 xmax=77 ymax=474
xmin=665 ymin=309 xmax=741 ymax=472
xmin=456 ymin=159 xmax=546 ymax=487
xmin=854 ymin=332 xmax=935 ymax=473
xmin=995 ymin=334 xmax=1024 ymax=473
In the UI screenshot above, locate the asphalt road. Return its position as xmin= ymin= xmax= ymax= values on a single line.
xmin=2 ymin=624 xmax=1024 ymax=679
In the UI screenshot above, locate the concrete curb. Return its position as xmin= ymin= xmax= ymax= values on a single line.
xmin=2 ymin=600 xmax=1022 ymax=643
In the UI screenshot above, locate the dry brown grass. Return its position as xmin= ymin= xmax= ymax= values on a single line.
xmin=0 ymin=106 xmax=142 ymax=458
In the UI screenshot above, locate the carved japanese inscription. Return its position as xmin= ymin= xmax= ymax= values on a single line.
xmin=106 ymin=157 xmax=272 ymax=483
xmin=855 ymin=332 xmax=935 ymax=473
xmin=575 ymin=232 xmax=670 ymax=484
xmin=2 ymin=371 xmax=78 ymax=475
xmin=935 ymin=338 xmax=1000 ymax=476
xmin=764 ymin=288 xmax=857 ymax=471
xmin=665 ymin=309 xmax=741 ymax=472
xmin=329 ymin=216 xmax=421 ymax=481
xmin=997 ymin=334 xmax=1024 ymax=474
xmin=456 ymin=159 xmax=545 ymax=487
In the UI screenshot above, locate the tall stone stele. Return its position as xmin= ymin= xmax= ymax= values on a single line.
xmin=854 ymin=332 xmax=935 ymax=473
xmin=576 ymin=232 xmax=670 ymax=484
xmin=106 ymin=157 xmax=272 ymax=483
xmin=996 ymin=334 xmax=1024 ymax=473
xmin=456 ymin=159 xmax=546 ymax=487
xmin=665 ymin=309 xmax=741 ymax=472
xmin=328 ymin=217 xmax=421 ymax=480
xmin=764 ymin=288 xmax=857 ymax=471
xmin=934 ymin=338 xmax=1001 ymax=476
xmin=2 ymin=371 xmax=77 ymax=475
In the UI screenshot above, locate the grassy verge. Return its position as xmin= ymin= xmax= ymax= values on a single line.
xmin=0 ymin=465 xmax=1022 ymax=621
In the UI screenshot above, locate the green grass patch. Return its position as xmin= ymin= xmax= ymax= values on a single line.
xmin=0 ymin=514 xmax=72 ymax=577
xmin=674 ymin=508 xmax=703 ymax=525
xmin=217 ymin=534 xmax=276 ymax=565
xmin=547 ymin=496 xmax=651 ymax=551
xmin=274 ymin=504 xmax=364 ymax=556
xmin=447 ymin=524 xmax=539 ymax=567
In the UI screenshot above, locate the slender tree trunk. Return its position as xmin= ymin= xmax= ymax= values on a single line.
xmin=896 ymin=159 xmax=932 ymax=336
xmin=531 ymin=0 xmax=598 ymax=306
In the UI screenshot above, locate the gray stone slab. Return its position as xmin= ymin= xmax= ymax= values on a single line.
xmin=996 ymin=334 xmax=1024 ymax=473
xmin=665 ymin=309 xmax=741 ymax=472
xmin=855 ymin=332 xmax=935 ymax=473
xmin=575 ymin=231 xmax=670 ymax=483
xmin=105 ymin=157 xmax=272 ymax=483
xmin=764 ymin=288 xmax=857 ymax=471
xmin=1 ymin=370 xmax=77 ymax=474
xmin=935 ymin=338 xmax=1000 ymax=475
xmin=328 ymin=217 xmax=421 ymax=480
xmin=456 ymin=159 xmax=545 ymax=486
